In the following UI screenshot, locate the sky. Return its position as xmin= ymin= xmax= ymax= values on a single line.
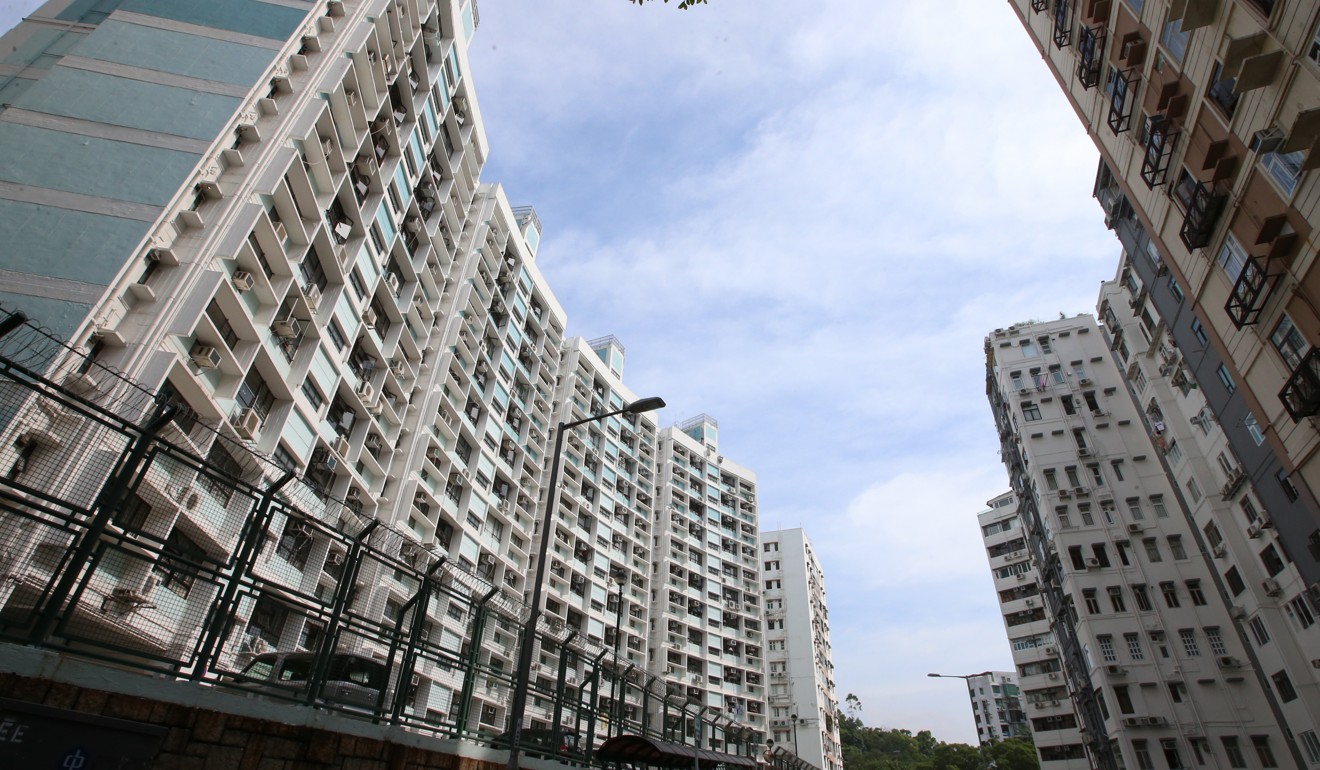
xmin=0 ymin=0 xmax=1120 ymax=745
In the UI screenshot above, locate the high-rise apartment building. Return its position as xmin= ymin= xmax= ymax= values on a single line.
xmin=1005 ymin=0 xmax=1320 ymax=631
xmin=979 ymin=492 xmax=1089 ymax=769
xmin=985 ymin=314 xmax=1294 ymax=770
xmin=964 ymin=670 xmax=1028 ymax=745
xmin=760 ymin=528 xmax=841 ymax=770
xmin=649 ymin=415 xmax=767 ymax=750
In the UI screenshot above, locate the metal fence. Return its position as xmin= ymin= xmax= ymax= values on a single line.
xmin=0 ymin=306 xmax=787 ymax=767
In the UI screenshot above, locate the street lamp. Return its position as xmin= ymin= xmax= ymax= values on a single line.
xmin=506 ymin=396 xmax=666 ymax=770
xmin=789 ymin=713 xmax=800 ymax=755
xmin=609 ymin=570 xmax=628 ymax=737
xmin=928 ymin=671 xmax=994 ymax=745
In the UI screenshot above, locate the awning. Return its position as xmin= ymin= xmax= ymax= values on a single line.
xmin=597 ymin=735 xmax=760 ymax=769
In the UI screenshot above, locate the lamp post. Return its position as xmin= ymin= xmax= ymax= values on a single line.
xmin=609 ymin=570 xmax=627 ymax=737
xmin=505 ymin=396 xmax=666 ymax=770
xmin=789 ymin=713 xmax=800 ymax=755
xmin=927 ymin=671 xmax=994 ymax=745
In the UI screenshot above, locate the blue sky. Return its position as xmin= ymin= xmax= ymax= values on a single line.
xmin=0 ymin=0 xmax=1120 ymax=744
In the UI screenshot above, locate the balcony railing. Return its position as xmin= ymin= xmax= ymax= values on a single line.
xmin=1077 ymin=26 xmax=1106 ymax=89
xmin=1226 ymin=256 xmax=1276 ymax=329
xmin=1107 ymin=68 xmax=1140 ymax=134
xmin=1179 ymin=181 xmax=1227 ymax=250
xmin=1140 ymin=119 xmax=1179 ymax=188
xmin=1032 ymin=0 xmax=1048 ymax=11
xmin=1281 ymin=347 xmax=1320 ymax=422
xmin=1053 ymin=0 xmax=1074 ymax=48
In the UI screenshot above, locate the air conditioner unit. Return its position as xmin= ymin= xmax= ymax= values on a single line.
xmin=1107 ymin=665 xmax=1126 ymax=675
xmin=1019 ymin=388 xmax=1031 ymax=396
xmin=1047 ymin=672 xmax=1059 ymax=680
xmin=1091 ymin=409 xmax=1107 ymax=417
xmin=1263 ymin=578 xmax=1282 ymax=596
xmin=362 ymin=308 xmax=377 ymax=326
xmin=406 ymin=216 xmax=422 ymax=234
xmin=1259 ymin=512 xmax=1274 ymax=529
xmin=410 ymin=674 xmax=422 ymax=687
xmin=1124 ymin=717 xmax=1144 ymax=727
xmin=426 ymin=446 xmax=444 ymax=464
xmin=1146 ymin=717 xmax=1165 ymax=726
xmin=316 ymin=454 xmax=337 ymax=472
xmin=1078 ymin=448 xmax=1091 ymax=456
xmin=1127 ymin=523 xmax=1144 ymax=533
xmin=1074 ymin=487 xmax=1088 ymax=496
xmin=332 ymin=435 xmax=350 ymax=457
xmin=1310 ymin=658 xmax=1320 ymax=670
xmin=1025 ymin=598 xmax=1036 ymax=606
xmin=1086 ymin=557 xmax=1101 ymax=569
xmin=190 ymin=343 xmax=221 ymax=369
xmin=1016 ymin=573 xmax=1027 ymax=581
xmin=1059 ymin=489 xmax=1071 ymax=499
xmin=1079 ymin=378 xmax=1093 ymax=386
xmin=1212 ymin=543 xmax=1227 ymax=558
xmin=233 ymin=271 xmax=255 ymax=291
xmin=234 ymin=407 xmax=262 ymax=440
xmin=1217 ymin=656 xmax=1241 ymax=668
xmin=302 ymin=283 xmax=322 ymax=308
xmin=326 ymin=552 xmax=345 ymax=566
xmin=357 ymin=381 xmax=375 ymax=401
xmin=1247 ymin=522 xmax=1264 ymax=539
xmin=1230 ymin=606 xmax=1247 ymax=620
xmin=355 ymin=156 xmax=377 ymax=175
xmin=1044 ymin=646 xmax=1057 ymax=656
xmin=1250 ymin=126 xmax=1286 ymax=154
xmin=273 ymin=314 xmax=301 ymax=338
xmin=385 ymin=273 xmax=400 ymax=292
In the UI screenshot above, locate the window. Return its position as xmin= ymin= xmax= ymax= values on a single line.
xmin=1144 ymin=538 xmax=1163 ymax=562
xmin=154 ymin=529 xmax=207 ymax=598
xmin=1021 ymin=341 xmax=1038 ymax=358
xmin=1187 ymin=580 xmax=1207 ymax=606
xmin=301 ymin=379 xmax=325 ymax=410
xmin=1151 ymin=496 xmax=1168 ymax=518
xmin=1133 ymin=584 xmax=1153 ymax=611
xmin=1225 ymin=567 xmax=1246 ymax=596
xmin=1161 ymin=582 xmax=1181 ymax=608
xmin=198 ymin=442 xmax=244 ymax=506
xmin=1271 ymin=314 xmax=1308 ymax=370
xmin=1277 ymin=469 xmax=1300 ymax=502
xmin=1205 ymin=627 xmax=1227 ymax=656
xmin=1084 ymin=589 xmax=1101 ymax=614
xmin=1168 ymin=535 xmax=1187 ymax=560
xmin=1162 ymin=739 xmax=1185 ymax=770
xmin=1178 ymin=628 xmax=1200 ymax=656
xmin=1110 ymin=460 xmax=1125 ymax=481
xmin=1022 ymin=402 xmax=1042 ymax=421
xmin=1286 ymin=594 xmax=1317 ymax=630
xmin=1098 ymin=635 xmax=1117 ymax=662
xmin=276 ymin=517 xmax=314 ymax=569
xmin=1186 ymin=476 xmax=1201 ymax=502
xmin=1125 ymin=632 xmax=1145 ymax=660
xmin=1108 ymin=586 xmax=1127 ymax=612
xmin=1248 ymin=615 xmax=1271 ymax=645
xmin=1135 ymin=740 xmax=1155 ymax=770
xmin=1222 ymin=737 xmax=1247 ymax=769
xmin=1298 ymin=731 xmax=1320 ymax=764
xmin=1160 ymin=19 xmax=1190 ymax=63
xmin=1216 ymin=364 xmax=1237 ymax=394
xmin=1261 ymin=149 xmax=1305 ymax=197
xmin=1039 ymin=336 xmax=1052 ymax=353
xmin=1167 ymin=439 xmax=1183 ymax=465
xmin=1128 ymin=498 xmax=1145 ymax=521
xmin=1271 ymin=669 xmax=1298 ymax=702
xmin=1217 ymin=235 xmax=1248 ymax=283
xmin=1207 ymin=60 xmax=1238 ymax=117
xmin=1260 ymin=544 xmax=1286 ymax=576
xmin=1251 ymin=736 xmax=1278 ymax=768
xmin=1244 ymin=413 xmax=1266 ymax=446
xmin=1090 ymin=465 xmax=1106 ymax=487
xmin=326 ymin=318 xmax=347 ymax=351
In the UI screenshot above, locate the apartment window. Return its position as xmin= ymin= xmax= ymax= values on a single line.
xmin=1222 ymin=737 xmax=1247 ymax=769
xmin=1162 ymin=739 xmax=1185 ymax=770
xmin=1134 ymin=740 xmax=1155 ymax=770
xmin=1186 ymin=476 xmax=1201 ymax=502
xmin=1277 ymin=469 xmax=1300 ymax=502
xmin=1151 ymin=495 xmax=1167 ymax=518
xmin=1217 ymin=235 xmax=1248 ymax=282
xmin=1205 ymin=627 xmax=1227 ymax=656
xmin=1125 ymin=632 xmax=1145 ymax=660
xmin=1084 ymin=589 xmax=1101 ymax=614
xmin=1022 ymin=402 xmax=1042 ymax=421
xmin=198 ymin=442 xmax=244 ymax=506
xmin=1133 ymin=584 xmax=1153 ymax=612
xmin=1298 ymin=731 xmax=1320 ymax=764
xmin=1144 ymin=538 xmax=1162 ymax=562
xmin=1108 ymin=586 xmax=1126 ymax=612
xmin=1187 ymin=580 xmax=1207 ymax=606
xmin=1207 ymin=60 xmax=1239 ymax=118
xmin=1160 ymin=19 xmax=1190 ymax=64
xmin=1044 ymin=469 xmax=1059 ymax=490
xmin=1191 ymin=318 xmax=1209 ymax=348
xmin=1021 ymin=340 xmax=1038 ymax=358
xmin=1286 ymin=594 xmax=1317 ymax=630
xmin=349 ymin=269 xmax=369 ymax=300
xmin=1168 ymin=535 xmax=1187 ymax=560
xmin=1127 ymin=498 xmax=1145 ymax=520
xmin=1249 ymin=736 xmax=1277 ymax=769
xmin=1098 ymin=634 xmax=1117 ymax=662
xmin=764 ymin=560 xmax=779 ymax=571
xmin=1039 ymin=336 xmax=1053 ymax=353
xmin=1271 ymin=670 xmax=1298 ymax=702
xmin=1090 ymin=465 xmax=1106 ymax=487
xmin=1260 ymin=544 xmax=1286 ymax=577
xmin=1116 ymin=539 xmax=1131 ymax=566
xmin=1110 ymin=460 xmax=1125 ymax=481
xmin=301 ymin=379 xmax=325 ymax=410
xmin=1216 ymin=365 xmax=1237 ymax=395
xmin=1244 ymin=413 xmax=1266 ymax=446
xmin=1225 ymin=567 xmax=1246 ymax=596
xmin=1080 ymin=504 xmax=1095 ymax=526
xmin=154 ymin=529 xmax=207 ymax=599
xmin=1161 ymin=581 xmax=1180 ymax=608
xmin=1271 ymin=313 xmax=1308 ymax=370
xmin=326 ymin=318 xmax=347 ymax=351
xmin=276 ymin=517 xmax=314 ymax=569
xmin=1167 ymin=439 xmax=1184 ymax=465
xmin=1178 ymin=628 xmax=1200 ymax=656
xmin=1261 ymin=149 xmax=1305 ymax=198
xmin=1011 ymin=371 xmax=1025 ymax=390
xmin=1248 ymin=615 xmax=1271 ymax=646
xmin=1072 ymin=429 xmax=1088 ymax=450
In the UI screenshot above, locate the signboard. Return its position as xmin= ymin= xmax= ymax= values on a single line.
xmin=0 ymin=697 xmax=166 ymax=769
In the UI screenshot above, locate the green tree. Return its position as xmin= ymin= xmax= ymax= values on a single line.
xmin=984 ymin=737 xmax=1040 ymax=770
xmin=835 ymin=697 xmax=1039 ymax=770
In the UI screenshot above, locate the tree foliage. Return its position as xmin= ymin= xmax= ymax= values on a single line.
xmin=838 ymin=697 xmax=1039 ymax=770
xmin=627 ymin=0 xmax=709 ymax=8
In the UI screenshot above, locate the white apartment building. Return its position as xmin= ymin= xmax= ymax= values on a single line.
xmin=649 ymin=415 xmax=766 ymax=749
xmin=979 ymin=492 xmax=1088 ymax=769
xmin=1098 ymin=256 xmax=1320 ymax=763
xmin=761 ymin=528 xmax=841 ymax=770
xmin=963 ymin=670 xmax=1027 ymax=745
xmin=533 ymin=334 xmax=661 ymax=728
xmin=985 ymin=315 xmax=1295 ymax=770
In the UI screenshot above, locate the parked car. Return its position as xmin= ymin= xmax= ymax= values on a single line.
xmin=492 ymin=727 xmax=583 ymax=760
xmin=234 ymin=650 xmax=388 ymax=710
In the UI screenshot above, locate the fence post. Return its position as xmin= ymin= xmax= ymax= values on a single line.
xmin=192 ymin=470 xmax=295 ymax=677
xmin=550 ymin=629 xmax=577 ymax=744
xmin=387 ymin=555 xmax=447 ymax=721
xmin=584 ymin=649 xmax=606 ymax=764
xmin=29 ymin=402 xmax=177 ymax=644
xmin=454 ymin=587 xmax=498 ymax=739
xmin=305 ymin=518 xmax=380 ymax=704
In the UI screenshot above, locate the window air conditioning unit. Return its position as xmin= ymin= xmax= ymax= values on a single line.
xmin=190 ymin=343 xmax=221 ymax=369
xmin=233 ymin=270 xmax=255 ymax=291
xmin=1086 ymin=557 xmax=1101 ymax=569
xmin=1127 ymin=523 xmax=1144 ymax=533
xmin=332 ymin=435 xmax=351 ymax=457
xmin=385 ymin=273 xmax=400 ymax=293
xmin=1250 ymin=127 xmax=1286 ymax=154
xmin=357 ymin=381 xmax=375 ymax=402
xmin=234 ymin=407 xmax=262 ymax=440
xmin=1217 ymin=656 xmax=1241 ymax=668
xmin=272 ymin=314 xmax=301 ymax=339
xmin=1262 ymin=578 xmax=1282 ymax=596
xmin=1079 ymin=378 xmax=1093 ymax=386
xmin=355 ymin=155 xmax=377 ymax=175
xmin=362 ymin=308 xmax=378 ymax=326
xmin=1044 ymin=646 xmax=1058 ymax=656
xmin=1106 ymin=665 xmax=1126 ymax=675
xmin=302 ymin=283 xmax=322 ymax=308
xmin=406 ymin=216 xmax=422 ymax=234
xmin=1247 ymin=522 xmax=1264 ymax=539
xmin=1212 ymin=544 xmax=1227 ymax=558
xmin=1047 ymin=672 xmax=1059 ymax=680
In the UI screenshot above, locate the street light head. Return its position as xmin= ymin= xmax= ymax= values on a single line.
xmin=927 ymin=673 xmax=942 ymax=678
xmin=613 ymin=571 xmax=628 ymax=586
xmin=624 ymin=396 xmax=666 ymax=415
